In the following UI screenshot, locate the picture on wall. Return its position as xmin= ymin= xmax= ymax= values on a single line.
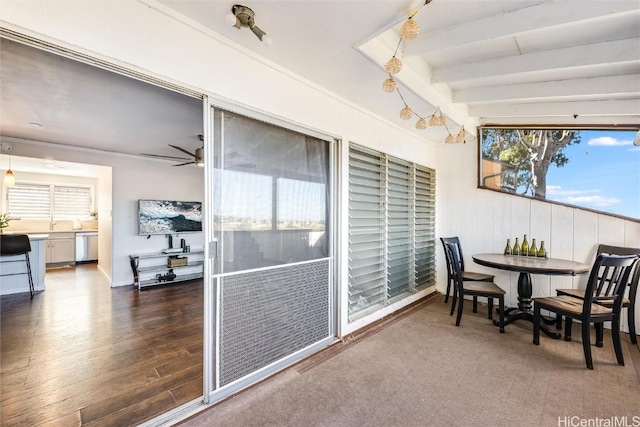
xmin=138 ymin=199 xmax=202 ymax=235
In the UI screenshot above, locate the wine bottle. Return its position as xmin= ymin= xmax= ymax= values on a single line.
xmin=521 ymin=234 xmax=529 ymax=256
xmin=513 ymin=238 xmax=520 ymax=256
xmin=504 ymin=239 xmax=512 ymax=255
xmin=529 ymin=238 xmax=537 ymax=257
xmin=537 ymin=241 xmax=547 ymax=258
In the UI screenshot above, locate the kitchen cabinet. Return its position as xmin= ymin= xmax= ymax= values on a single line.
xmin=46 ymin=233 xmax=75 ymax=265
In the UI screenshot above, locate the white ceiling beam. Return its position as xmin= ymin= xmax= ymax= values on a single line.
xmin=455 ymin=75 xmax=640 ymax=103
xmin=432 ymin=38 xmax=640 ymax=83
xmin=470 ymin=99 xmax=640 ymax=117
xmin=408 ymin=2 xmax=638 ymax=54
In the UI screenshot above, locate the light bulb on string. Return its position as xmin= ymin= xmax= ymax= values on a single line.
xmin=382 ymin=77 xmax=397 ymax=93
xmin=415 ymin=117 xmax=428 ymax=129
xmin=400 ymin=17 xmax=420 ymax=40
xmin=385 ymin=56 xmax=403 ymax=74
xmin=400 ymin=106 xmax=413 ymax=120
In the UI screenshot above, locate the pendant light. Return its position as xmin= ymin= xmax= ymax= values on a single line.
xmin=4 ymin=156 xmax=15 ymax=187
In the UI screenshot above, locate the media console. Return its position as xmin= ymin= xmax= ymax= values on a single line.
xmin=128 ymin=250 xmax=204 ymax=290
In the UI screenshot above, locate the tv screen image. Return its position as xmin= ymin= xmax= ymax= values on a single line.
xmin=138 ymin=200 xmax=202 ymax=235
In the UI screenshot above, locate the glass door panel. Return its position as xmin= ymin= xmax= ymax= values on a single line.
xmin=208 ymin=107 xmax=334 ymax=398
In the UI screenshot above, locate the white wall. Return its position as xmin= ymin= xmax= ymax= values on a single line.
xmin=436 ymin=138 xmax=640 ymax=333
xmin=1 ymin=136 xmax=205 ymax=287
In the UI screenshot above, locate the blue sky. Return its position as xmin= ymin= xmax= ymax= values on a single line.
xmin=545 ymin=130 xmax=639 ymax=219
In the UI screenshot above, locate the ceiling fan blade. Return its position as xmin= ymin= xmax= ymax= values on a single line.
xmin=230 ymin=163 xmax=257 ymax=169
xmin=169 ymin=144 xmax=196 ymax=158
xmin=172 ymin=161 xmax=195 ymax=167
xmin=140 ymin=153 xmax=191 ymax=161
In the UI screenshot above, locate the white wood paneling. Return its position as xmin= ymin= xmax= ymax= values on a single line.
xmin=530 ymin=200 xmax=551 ymax=298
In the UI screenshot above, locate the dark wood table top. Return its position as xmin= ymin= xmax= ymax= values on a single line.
xmin=472 ymin=253 xmax=590 ymax=276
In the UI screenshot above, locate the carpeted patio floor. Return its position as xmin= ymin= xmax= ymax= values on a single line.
xmin=180 ymin=295 xmax=640 ymax=427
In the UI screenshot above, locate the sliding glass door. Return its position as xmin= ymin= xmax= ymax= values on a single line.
xmin=204 ymin=106 xmax=335 ymax=401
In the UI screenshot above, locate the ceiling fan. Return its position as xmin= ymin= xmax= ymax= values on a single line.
xmin=141 ymin=135 xmax=257 ymax=169
xmin=141 ymin=134 xmax=204 ymax=167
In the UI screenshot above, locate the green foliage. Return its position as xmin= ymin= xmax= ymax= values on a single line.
xmin=481 ymin=128 xmax=581 ymax=196
xmin=0 ymin=213 xmax=10 ymax=229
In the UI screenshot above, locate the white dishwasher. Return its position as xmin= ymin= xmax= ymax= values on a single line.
xmin=75 ymin=232 xmax=98 ymax=262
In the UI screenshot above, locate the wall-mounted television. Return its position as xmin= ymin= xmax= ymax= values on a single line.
xmin=138 ymin=199 xmax=202 ymax=235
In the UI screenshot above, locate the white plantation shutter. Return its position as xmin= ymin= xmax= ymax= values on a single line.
xmin=7 ymin=184 xmax=51 ymax=219
xmin=6 ymin=184 xmax=92 ymax=220
xmin=54 ymin=186 xmax=92 ymax=219
xmin=348 ymin=142 xmax=436 ymax=321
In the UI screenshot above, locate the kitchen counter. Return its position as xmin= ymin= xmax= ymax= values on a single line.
xmin=0 ymin=234 xmax=48 ymax=295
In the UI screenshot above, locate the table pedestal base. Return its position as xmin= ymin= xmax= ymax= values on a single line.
xmin=493 ymin=307 xmax=560 ymax=339
xmin=492 ymin=271 xmax=561 ymax=339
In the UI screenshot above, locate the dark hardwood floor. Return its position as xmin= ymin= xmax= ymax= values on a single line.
xmin=1 ymin=264 xmax=203 ymax=426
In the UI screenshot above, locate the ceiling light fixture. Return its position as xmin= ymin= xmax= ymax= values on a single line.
xmin=4 ymin=156 xmax=15 ymax=187
xmin=381 ymin=0 xmax=466 ymax=143
xmin=226 ymin=4 xmax=272 ymax=46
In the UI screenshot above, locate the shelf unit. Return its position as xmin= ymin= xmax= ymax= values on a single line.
xmin=129 ymin=250 xmax=204 ymax=290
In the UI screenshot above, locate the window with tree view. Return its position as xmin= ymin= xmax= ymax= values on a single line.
xmin=479 ymin=127 xmax=639 ymax=220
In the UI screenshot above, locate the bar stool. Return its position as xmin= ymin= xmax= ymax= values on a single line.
xmin=0 ymin=234 xmax=35 ymax=298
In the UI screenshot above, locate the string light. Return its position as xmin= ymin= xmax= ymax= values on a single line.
xmin=380 ymin=0 xmax=466 ymax=143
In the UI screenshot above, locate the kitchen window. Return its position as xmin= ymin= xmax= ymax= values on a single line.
xmin=7 ymin=183 xmax=93 ymax=220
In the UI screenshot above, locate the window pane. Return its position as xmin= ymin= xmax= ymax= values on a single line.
xmin=348 ymin=144 xmax=386 ymax=320
xmin=213 ymin=110 xmax=330 ymax=274
xmin=480 ymin=127 xmax=639 ymax=220
xmin=387 ymin=158 xmax=412 ymax=299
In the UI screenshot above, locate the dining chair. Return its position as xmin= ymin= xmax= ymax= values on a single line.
xmin=0 ymin=234 xmax=35 ymax=298
xmin=443 ymin=241 xmax=506 ymax=332
xmin=555 ymin=244 xmax=640 ymax=345
xmin=533 ymin=254 xmax=639 ymax=370
xmin=440 ymin=237 xmax=494 ymax=314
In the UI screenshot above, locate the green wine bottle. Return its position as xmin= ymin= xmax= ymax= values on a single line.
xmin=537 ymin=241 xmax=547 ymax=258
xmin=513 ymin=238 xmax=520 ymax=256
xmin=529 ymin=238 xmax=537 ymax=257
xmin=521 ymin=234 xmax=529 ymax=256
xmin=504 ymin=239 xmax=512 ymax=255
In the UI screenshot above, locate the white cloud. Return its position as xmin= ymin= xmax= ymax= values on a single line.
xmin=565 ymin=195 xmax=621 ymax=207
xmin=546 ymin=185 xmax=621 ymax=208
xmin=587 ymin=136 xmax=633 ymax=146
xmin=546 ymin=186 xmax=599 ymax=196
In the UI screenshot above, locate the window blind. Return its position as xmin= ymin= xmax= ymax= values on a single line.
xmin=348 ymin=143 xmax=436 ymax=321
xmin=54 ymin=186 xmax=92 ymax=219
xmin=6 ymin=184 xmax=51 ymax=219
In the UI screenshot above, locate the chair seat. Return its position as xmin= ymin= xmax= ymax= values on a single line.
xmin=463 ymin=281 xmax=506 ymax=296
xmin=556 ymin=288 xmax=630 ymax=306
xmin=534 ymin=295 xmax=613 ymax=317
xmin=462 ymin=271 xmax=494 ymax=282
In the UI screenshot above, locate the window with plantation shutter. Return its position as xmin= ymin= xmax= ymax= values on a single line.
xmin=54 ymin=186 xmax=92 ymax=219
xmin=348 ymin=142 xmax=436 ymax=322
xmin=6 ymin=183 xmax=93 ymax=220
xmin=6 ymin=184 xmax=51 ymax=219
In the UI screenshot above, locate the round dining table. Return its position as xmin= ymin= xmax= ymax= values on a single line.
xmin=472 ymin=253 xmax=590 ymax=338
